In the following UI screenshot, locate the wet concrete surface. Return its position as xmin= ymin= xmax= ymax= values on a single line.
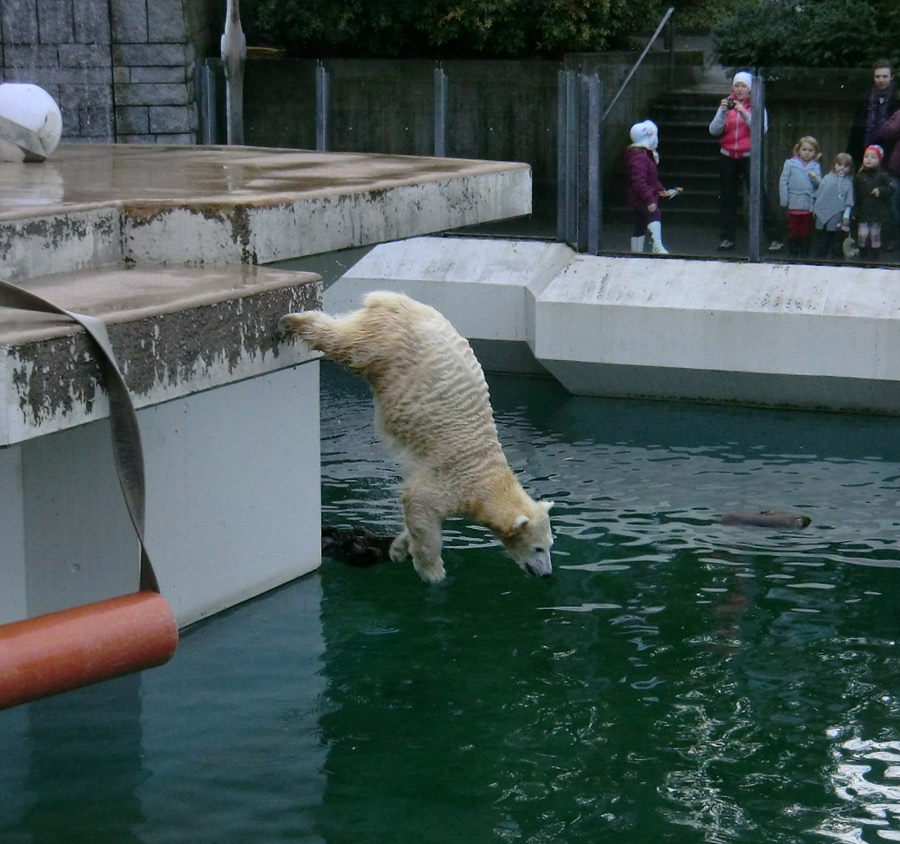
xmin=0 ymin=144 xmax=530 ymax=218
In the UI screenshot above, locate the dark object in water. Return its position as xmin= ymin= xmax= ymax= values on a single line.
xmin=322 ymin=525 xmax=395 ymax=567
xmin=719 ymin=510 xmax=811 ymax=529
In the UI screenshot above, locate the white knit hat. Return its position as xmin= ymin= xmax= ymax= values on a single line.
xmin=629 ymin=119 xmax=658 ymax=151
xmin=733 ymin=71 xmax=753 ymax=89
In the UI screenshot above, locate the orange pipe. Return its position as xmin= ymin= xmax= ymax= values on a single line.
xmin=0 ymin=592 xmax=178 ymax=710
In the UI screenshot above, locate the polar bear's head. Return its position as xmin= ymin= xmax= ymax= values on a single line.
xmin=499 ymin=500 xmax=554 ymax=577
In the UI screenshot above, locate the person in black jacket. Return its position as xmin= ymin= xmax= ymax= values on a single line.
xmin=848 ymin=60 xmax=900 ymax=247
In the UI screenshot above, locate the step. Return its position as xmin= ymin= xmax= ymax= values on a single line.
xmin=0 ymin=263 xmax=321 ymax=445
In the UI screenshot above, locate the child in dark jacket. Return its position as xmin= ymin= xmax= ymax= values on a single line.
xmin=854 ymin=144 xmax=894 ymax=261
xmin=625 ymin=120 xmax=681 ymax=254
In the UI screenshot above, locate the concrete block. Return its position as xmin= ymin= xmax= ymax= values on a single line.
xmin=114 ymin=81 xmax=190 ymax=106
xmin=148 ymin=104 xmax=192 ymax=133
xmin=59 ymin=43 xmax=112 ymax=68
xmin=330 ymin=235 xmax=571 ymax=373
xmin=4 ymin=44 xmax=58 ymax=67
xmin=58 ymin=81 xmax=112 ymax=108
xmin=78 ymin=105 xmax=115 ymax=138
xmin=532 ymin=256 xmax=900 ymax=412
xmin=0 ymin=264 xmax=321 ymax=444
xmin=0 ymin=208 xmax=121 ymax=283
xmin=142 ymin=364 xmax=322 ymax=627
xmin=130 ymin=65 xmax=187 ymax=84
xmin=74 ymin=1 xmax=111 ymax=43
xmin=37 ymin=0 xmax=74 ymax=44
xmin=153 ymin=133 xmax=194 ymax=144
xmin=1 ymin=0 xmax=39 ymax=44
xmin=118 ymin=133 xmax=157 ymax=143
xmin=110 ymin=0 xmax=148 ymax=42
xmin=113 ymin=42 xmax=187 ymax=67
xmin=0 ymin=446 xmax=27 ymax=624
xmin=147 ymin=0 xmax=187 ymax=43
xmin=116 ymin=104 xmax=149 ymax=134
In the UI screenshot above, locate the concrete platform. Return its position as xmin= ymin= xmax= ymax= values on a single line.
xmin=0 ymin=263 xmax=320 ymax=445
xmin=0 ymin=143 xmax=532 ymax=631
xmin=0 ymin=144 xmax=532 ymax=278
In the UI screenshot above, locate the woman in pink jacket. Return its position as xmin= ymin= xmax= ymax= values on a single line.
xmin=709 ymin=71 xmax=781 ymax=252
xmin=625 ymin=120 xmax=681 ymax=254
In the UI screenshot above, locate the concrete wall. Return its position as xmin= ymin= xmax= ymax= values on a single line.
xmin=0 ymin=0 xmax=222 ymax=143
xmin=326 ymin=236 xmax=900 ymax=416
xmin=233 ymin=51 xmax=702 ymax=199
xmin=0 ymin=362 xmax=320 ymax=630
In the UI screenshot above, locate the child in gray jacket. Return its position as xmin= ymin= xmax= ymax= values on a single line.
xmin=813 ymin=152 xmax=854 ymax=259
xmin=779 ymin=136 xmax=822 ymax=257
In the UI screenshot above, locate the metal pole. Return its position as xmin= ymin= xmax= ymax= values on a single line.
xmin=585 ymin=74 xmax=602 ymax=255
xmin=199 ymin=63 xmax=217 ymax=145
xmin=565 ymin=71 xmax=578 ymax=245
xmin=434 ymin=64 xmax=448 ymax=157
xmin=667 ymin=17 xmax=676 ymax=89
xmin=749 ymin=74 xmax=764 ymax=262
xmin=316 ymin=62 xmax=330 ymax=152
xmin=221 ymin=0 xmax=246 ymax=145
xmin=556 ymin=70 xmax=570 ymax=242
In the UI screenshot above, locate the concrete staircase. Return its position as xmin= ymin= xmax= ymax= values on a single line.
xmin=605 ymin=88 xmax=728 ymax=227
xmin=604 ymin=36 xmax=735 ymax=228
xmin=652 ymin=90 xmax=725 ymax=225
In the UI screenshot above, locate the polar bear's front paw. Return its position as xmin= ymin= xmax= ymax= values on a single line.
xmin=389 ymin=532 xmax=411 ymax=563
xmin=413 ymin=558 xmax=447 ymax=583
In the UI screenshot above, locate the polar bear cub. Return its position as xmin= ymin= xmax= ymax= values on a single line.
xmin=279 ymin=291 xmax=553 ymax=582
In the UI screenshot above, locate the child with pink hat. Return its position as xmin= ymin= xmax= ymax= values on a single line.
xmin=854 ymin=144 xmax=895 ymax=261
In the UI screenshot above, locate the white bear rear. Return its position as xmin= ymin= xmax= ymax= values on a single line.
xmin=279 ymin=291 xmax=553 ymax=582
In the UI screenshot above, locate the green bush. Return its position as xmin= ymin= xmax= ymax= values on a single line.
xmin=713 ymin=0 xmax=888 ymax=69
xmin=242 ymin=0 xmax=666 ymax=58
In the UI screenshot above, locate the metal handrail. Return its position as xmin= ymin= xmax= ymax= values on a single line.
xmin=602 ymin=6 xmax=675 ymax=122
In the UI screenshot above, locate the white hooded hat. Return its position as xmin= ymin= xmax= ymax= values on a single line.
xmin=629 ymin=119 xmax=658 ymax=151
xmin=733 ymin=71 xmax=753 ymax=90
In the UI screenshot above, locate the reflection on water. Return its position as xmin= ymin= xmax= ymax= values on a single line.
xmin=1 ymin=361 xmax=899 ymax=843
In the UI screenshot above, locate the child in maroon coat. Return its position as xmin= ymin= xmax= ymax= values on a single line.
xmin=625 ymin=120 xmax=682 ymax=254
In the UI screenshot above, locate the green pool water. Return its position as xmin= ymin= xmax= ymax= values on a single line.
xmin=2 ymin=361 xmax=900 ymax=844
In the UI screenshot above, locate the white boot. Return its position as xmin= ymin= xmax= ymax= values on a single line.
xmin=648 ymin=221 xmax=668 ymax=254
xmin=630 ymin=236 xmax=645 ymax=253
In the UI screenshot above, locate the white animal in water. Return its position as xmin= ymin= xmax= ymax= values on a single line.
xmin=279 ymin=291 xmax=553 ymax=582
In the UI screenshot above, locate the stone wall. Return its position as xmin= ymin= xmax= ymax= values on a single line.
xmin=0 ymin=0 xmax=222 ymax=143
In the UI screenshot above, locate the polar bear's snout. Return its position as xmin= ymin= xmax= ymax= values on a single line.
xmin=502 ymin=501 xmax=554 ymax=578
xmin=524 ymin=548 xmax=553 ymax=578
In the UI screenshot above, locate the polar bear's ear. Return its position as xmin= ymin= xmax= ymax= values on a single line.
xmin=511 ymin=514 xmax=530 ymax=532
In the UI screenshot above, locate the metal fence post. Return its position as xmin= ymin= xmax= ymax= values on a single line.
xmin=434 ymin=64 xmax=448 ymax=157
xmin=316 ymin=62 xmax=330 ymax=152
xmin=749 ymin=74 xmax=764 ymax=262
xmin=576 ymin=73 xmax=602 ymax=254
xmin=557 ymin=70 xmax=580 ymax=245
xmin=199 ymin=62 xmax=217 ymax=145
xmin=558 ymin=70 xmax=602 ymax=253
xmin=585 ymin=74 xmax=602 ymax=255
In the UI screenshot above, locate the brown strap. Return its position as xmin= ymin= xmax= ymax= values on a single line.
xmin=0 ymin=279 xmax=160 ymax=593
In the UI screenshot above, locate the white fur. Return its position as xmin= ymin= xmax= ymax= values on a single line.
xmin=279 ymin=291 xmax=553 ymax=581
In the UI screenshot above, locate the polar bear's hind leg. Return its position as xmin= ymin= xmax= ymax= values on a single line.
xmin=399 ymin=477 xmax=447 ymax=583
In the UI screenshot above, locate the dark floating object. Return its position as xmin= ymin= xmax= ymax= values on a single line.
xmin=719 ymin=510 xmax=811 ymax=529
xmin=322 ymin=525 xmax=395 ymax=567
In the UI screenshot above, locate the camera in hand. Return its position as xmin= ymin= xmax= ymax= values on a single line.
xmin=726 ymin=95 xmax=736 ymax=109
